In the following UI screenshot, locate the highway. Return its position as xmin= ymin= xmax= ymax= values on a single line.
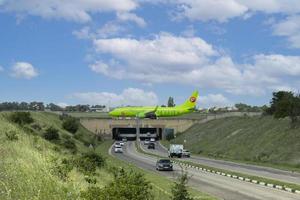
xmin=111 ymin=141 xmax=300 ymax=200
xmin=143 ymin=141 xmax=300 ymax=185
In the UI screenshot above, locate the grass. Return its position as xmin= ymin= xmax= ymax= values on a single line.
xmin=96 ymin=140 xmax=216 ymax=200
xmin=0 ymin=112 xmax=112 ymax=200
xmin=2 ymin=113 xmax=120 ymax=199
xmin=66 ymin=112 xmax=110 ymax=119
xmin=0 ymin=111 xmax=215 ymax=200
xmin=168 ymin=115 xmax=300 ymax=172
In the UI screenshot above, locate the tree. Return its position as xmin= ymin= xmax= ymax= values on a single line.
xmin=171 ymin=171 xmax=193 ymax=200
xmin=47 ymin=103 xmax=63 ymax=111
xmin=269 ymin=91 xmax=294 ymax=118
xmin=267 ymin=91 xmax=300 ymax=127
xmin=168 ymin=97 xmax=175 ymax=107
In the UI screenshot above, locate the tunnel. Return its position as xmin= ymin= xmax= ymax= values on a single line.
xmin=112 ymin=127 xmax=163 ymax=140
xmin=112 ymin=128 xmax=137 ymax=140
xmin=139 ymin=128 xmax=162 ymax=140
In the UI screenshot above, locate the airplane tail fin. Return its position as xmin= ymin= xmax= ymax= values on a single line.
xmin=179 ymin=90 xmax=199 ymax=109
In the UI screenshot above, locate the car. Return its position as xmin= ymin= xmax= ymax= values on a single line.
xmin=114 ymin=142 xmax=121 ymax=148
xmin=148 ymin=142 xmax=155 ymax=149
xmin=122 ymin=138 xmax=127 ymax=142
xmin=156 ymin=159 xmax=173 ymax=171
xmin=182 ymin=149 xmax=191 ymax=157
xmin=144 ymin=139 xmax=150 ymax=145
xmin=150 ymin=138 xmax=155 ymax=142
xmin=114 ymin=146 xmax=123 ymax=153
xmin=119 ymin=141 xmax=125 ymax=146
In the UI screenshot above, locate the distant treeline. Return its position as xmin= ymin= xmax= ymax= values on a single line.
xmin=0 ymin=102 xmax=106 ymax=112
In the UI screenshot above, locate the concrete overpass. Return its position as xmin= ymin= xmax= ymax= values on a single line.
xmin=80 ymin=112 xmax=261 ymax=140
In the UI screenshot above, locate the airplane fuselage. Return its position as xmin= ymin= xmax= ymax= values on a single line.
xmin=109 ymin=90 xmax=199 ymax=119
xmin=109 ymin=106 xmax=191 ymax=118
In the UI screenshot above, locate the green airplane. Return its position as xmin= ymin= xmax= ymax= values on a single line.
xmin=109 ymin=90 xmax=199 ymax=119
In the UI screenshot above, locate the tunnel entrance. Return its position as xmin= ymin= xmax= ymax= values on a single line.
xmin=139 ymin=128 xmax=162 ymax=140
xmin=112 ymin=128 xmax=137 ymax=140
xmin=112 ymin=127 xmax=163 ymax=140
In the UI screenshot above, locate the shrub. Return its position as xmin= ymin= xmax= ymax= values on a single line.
xmin=80 ymin=186 xmax=102 ymax=200
xmin=75 ymin=152 xmax=105 ymax=174
xmin=51 ymin=158 xmax=74 ymax=181
xmin=84 ymin=176 xmax=97 ymax=184
xmin=171 ymin=172 xmax=193 ymax=200
xmin=80 ymin=169 xmax=153 ymax=200
xmin=44 ymin=127 xmax=60 ymax=141
xmin=31 ymin=123 xmax=42 ymax=130
xmin=165 ymin=132 xmax=175 ymax=141
xmin=62 ymin=117 xmax=79 ymax=134
xmin=62 ymin=138 xmax=77 ymax=154
xmin=5 ymin=130 xmax=18 ymax=141
xmin=100 ymin=169 xmax=153 ymax=200
xmin=9 ymin=112 xmax=33 ymax=125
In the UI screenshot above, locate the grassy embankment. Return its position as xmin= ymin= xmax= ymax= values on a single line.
xmin=165 ymin=115 xmax=300 ymax=172
xmin=0 ymin=112 xmax=215 ymax=200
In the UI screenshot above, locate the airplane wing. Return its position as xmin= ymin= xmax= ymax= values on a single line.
xmin=136 ymin=106 xmax=158 ymax=119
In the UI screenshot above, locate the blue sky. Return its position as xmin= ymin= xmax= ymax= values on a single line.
xmin=1 ymin=0 xmax=300 ymax=108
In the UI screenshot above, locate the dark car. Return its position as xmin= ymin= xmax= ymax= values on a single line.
xmin=156 ymin=159 xmax=173 ymax=171
xmin=148 ymin=142 xmax=155 ymax=149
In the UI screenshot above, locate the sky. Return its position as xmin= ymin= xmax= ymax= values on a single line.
xmin=1 ymin=0 xmax=300 ymax=108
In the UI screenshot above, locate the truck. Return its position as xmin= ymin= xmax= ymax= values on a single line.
xmin=168 ymin=144 xmax=183 ymax=158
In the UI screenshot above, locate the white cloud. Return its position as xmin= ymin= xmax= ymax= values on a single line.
xmin=90 ymin=33 xmax=300 ymax=96
xmin=1 ymin=0 xmax=137 ymax=23
xmin=117 ymin=12 xmax=147 ymax=27
xmin=11 ymin=62 xmax=38 ymax=79
xmin=273 ymin=15 xmax=300 ymax=48
xmin=96 ymin=22 xmax=127 ymax=38
xmin=72 ymin=88 xmax=159 ymax=107
xmin=199 ymin=94 xmax=232 ymax=108
xmin=0 ymin=65 xmax=4 ymax=72
xmin=175 ymin=0 xmax=248 ymax=22
xmin=72 ymin=26 xmax=93 ymax=40
xmin=57 ymin=102 xmax=69 ymax=108
xmin=73 ymin=22 xmax=127 ymax=40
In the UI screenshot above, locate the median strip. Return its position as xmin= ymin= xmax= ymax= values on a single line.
xmin=136 ymin=141 xmax=300 ymax=195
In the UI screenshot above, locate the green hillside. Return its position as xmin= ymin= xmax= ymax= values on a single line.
xmin=0 ymin=112 xmax=110 ymax=200
xmin=0 ymin=112 xmax=213 ymax=200
xmin=170 ymin=116 xmax=300 ymax=170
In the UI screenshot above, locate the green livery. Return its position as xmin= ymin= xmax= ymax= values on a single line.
xmin=109 ymin=91 xmax=199 ymax=119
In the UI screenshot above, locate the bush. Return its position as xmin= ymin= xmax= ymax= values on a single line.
xmin=165 ymin=132 xmax=175 ymax=141
xmin=62 ymin=117 xmax=79 ymax=134
xmin=80 ymin=169 xmax=153 ymax=200
xmin=171 ymin=172 xmax=193 ymax=200
xmin=31 ymin=123 xmax=42 ymax=130
xmin=51 ymin=158 xmax=74 ymax=181
xmin=100 ymin=169 xmax=153 ymax=200
xmin=44 ymin=127 xmax=60 ymax=141
xmin=74 ymin=152 xmax=105 ymax=174
xmin=9 ymin=112 xmax=33 ymax=125
xmin=84 ymin=176 xmax=97 ymax=184
xmin=62 ymin=138 xmax=77 ymax=154
xmin=5 ymin=130 xmax=18 ymax=141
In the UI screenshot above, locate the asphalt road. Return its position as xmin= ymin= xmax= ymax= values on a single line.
xmin=111 ymin=141 xmax=300 ymax=200
xmin=142 ymin=141 xmax=300 ymax=185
